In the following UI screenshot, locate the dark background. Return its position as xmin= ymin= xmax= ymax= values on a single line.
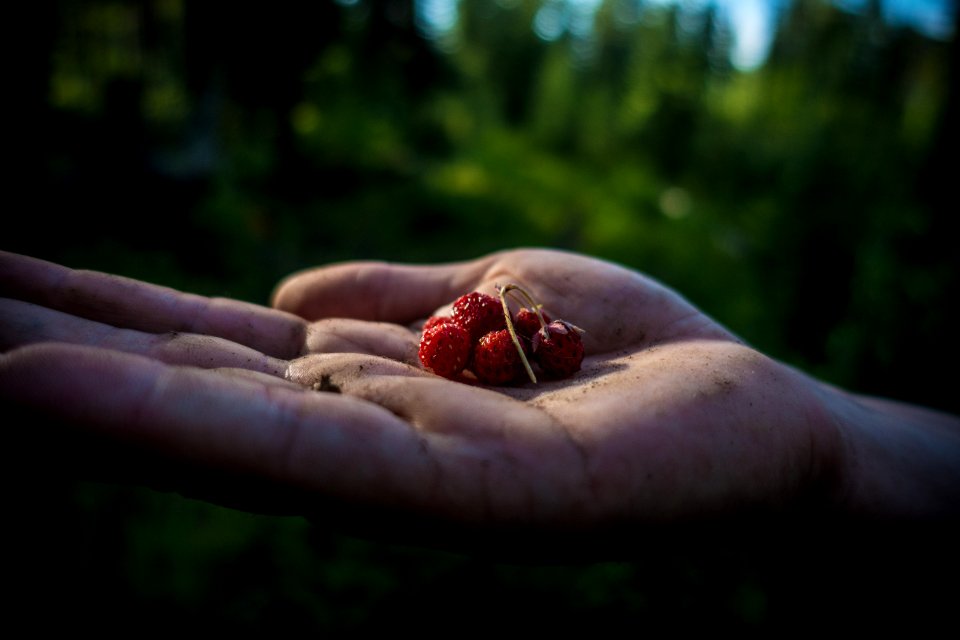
xmin=8 ymin=0 xmax=959 ymax=631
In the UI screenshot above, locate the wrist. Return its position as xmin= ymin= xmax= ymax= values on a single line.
xmin=821 ymin=385 xmax=960 ymax=519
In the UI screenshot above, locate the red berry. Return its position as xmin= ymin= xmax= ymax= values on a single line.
xmin=419 ymin=322 xmax=471 ymax=379
xmin=532 ymin=320 xmax=584 ymax=378
xmin=422 ymin=315 xmax=453 ymax=332
xmin=452 ymin=292 xmax=506 ymax=342
xmin=513 ymin=307 xmax=551 ymax=341
xmin=472 ymin=329 xmax=525 ymax=385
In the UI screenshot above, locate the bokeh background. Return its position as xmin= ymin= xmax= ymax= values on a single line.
xmin=10 ymin=0 xmax=958 ymax=631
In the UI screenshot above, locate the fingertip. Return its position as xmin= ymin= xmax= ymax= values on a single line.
xmin=270 ymin=270 xmax=306 ymax=314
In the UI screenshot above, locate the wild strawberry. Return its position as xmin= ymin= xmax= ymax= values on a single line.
xmin=452 ymin=292 xmax=506 ymax=342
xmin=532 ymin=320 xmax=584 ymax=378
xmin=422 ymin=315 xmax=453 ymax=332
xmin=514 ymin=307 xmax=551 ymax=342
xmin=419 ymin=322 xmax=471 ymax=379
xmin=419 ymin=283 xmax=585 ymax=386
xmin=472 ymin=329 xmax=525 ymax=385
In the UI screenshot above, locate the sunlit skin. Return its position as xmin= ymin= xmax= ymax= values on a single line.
xmin=1 ymin=249 xmax=957 ymax=551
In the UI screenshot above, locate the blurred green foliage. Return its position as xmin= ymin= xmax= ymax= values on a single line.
xmin=10 ymin=0 xmax=958 ymax=630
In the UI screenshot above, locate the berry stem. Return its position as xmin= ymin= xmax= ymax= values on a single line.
xmin=503 ymin=284 xmax=549 ymax=332
xmin=497 ymin=284 xmax=537 ymax=384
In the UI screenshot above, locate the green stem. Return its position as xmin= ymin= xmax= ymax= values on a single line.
xmin=497 ymin=284 xmax=537 ymax=384
xmin=504 ymin=285 xmax=549 ymax=332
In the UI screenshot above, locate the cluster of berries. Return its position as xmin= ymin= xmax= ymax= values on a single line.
xmin=418 ymin=285 xmax=584 ymax=385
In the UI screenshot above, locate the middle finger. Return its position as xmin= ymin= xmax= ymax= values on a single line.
xmin=0 ymin=298 xmax=286 ymax=376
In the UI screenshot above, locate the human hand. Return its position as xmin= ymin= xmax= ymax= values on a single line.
xmin=272 ymin=249 xmax=844 ymax=528
xmin=3 ymin=248 xmax=957 ymax=554
xmin=8 ymin=248 xmax=814 ymax=533
xmin=274 ymin=248 xmax=960 ymax=528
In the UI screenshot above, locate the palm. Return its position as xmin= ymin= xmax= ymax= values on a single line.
xmin=277 ymin=249 xmax=834 ymax=526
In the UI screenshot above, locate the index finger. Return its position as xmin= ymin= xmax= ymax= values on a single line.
xmin=271 ymin=254 xmax=500 ymax=323
xmin=0 ymin=251 xmax=306 ymax=359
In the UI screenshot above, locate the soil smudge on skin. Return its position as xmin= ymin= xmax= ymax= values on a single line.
xmin=313 ymin=374 xmax=342 ymax=394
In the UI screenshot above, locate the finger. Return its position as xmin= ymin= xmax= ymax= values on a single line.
xmin=271 ymin=254 xmax=500 ymax=322
xmin=0 ymin=251 xmax=306 ymax=359
xmin=212 ymin=367 xmax=305 ymax=390
xmin=287 ymin=351 xmax=432 ymax=389
xmin=269 ymin=249 xmax=727 ymax=351
xmin=289 ymin=352 xmax=533 ymax=434
xmin=305 ymin=318 xmax=419 ymax=364
xmin=0 ymin=298 xmax=287 ymax=376
xmin=0 ymin=343 xmax=435 ymax=514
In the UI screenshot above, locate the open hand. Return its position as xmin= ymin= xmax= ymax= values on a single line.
xmin=273 ymin=249 xmax=842 ymax=529
xmin=3 ymin=249 xmax=956 ymax=551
